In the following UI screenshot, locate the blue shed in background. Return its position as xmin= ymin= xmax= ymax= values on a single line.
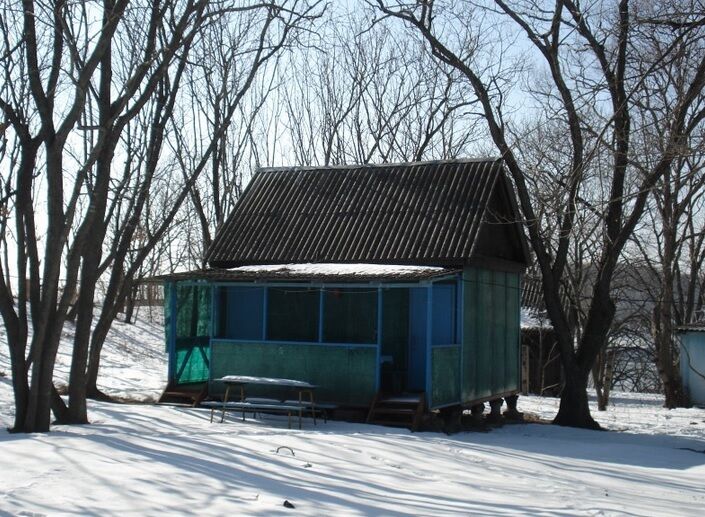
xmin=677 ymin=326 xmax=705 ymax=406
xmin=159 ymin=159 xmax=530 ymax=426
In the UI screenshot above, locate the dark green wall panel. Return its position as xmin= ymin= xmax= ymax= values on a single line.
xmin=462 ymin=267 xmax=521 ymax=404
xmin=506 ymin=273 xmax=520 ymax=391
xmin=210 ymin=341 xmax=377 ymax=406
xmin=431 ymin=346 xmax=461 ymax=407
xmin=492 ymin=270 xmax=507 ymax=394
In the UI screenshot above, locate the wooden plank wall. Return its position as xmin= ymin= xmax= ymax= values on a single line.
xmin=462 ymin=267 xmax=521 ymax=403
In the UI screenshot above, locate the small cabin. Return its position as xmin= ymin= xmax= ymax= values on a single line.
xmin=161 ymin=159 xmax=530 ymax=415
xmin=676 ymin=326 xmax=705 ymax=406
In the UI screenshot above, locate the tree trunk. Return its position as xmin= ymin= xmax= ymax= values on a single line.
xmin=86 ymin=313 xmax=117 ymax=401
xmin=553 ymin=368 xmax=600 ymax=429
xmin=592 ymin=350 xmax=607 ymax=411
xmin=123 ymin=284 xmax=137 ymax=324
xmin=7 ymin=344 xmax=29 ymax=432
xmin=51 ymin=385 xmax=70 ymax=424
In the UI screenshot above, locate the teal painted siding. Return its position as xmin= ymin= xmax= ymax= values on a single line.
xmin=168 ymin=282 xmax=212 ymax=384
xmin=210 ymin=340 xmax=377 ymax=406
xmin=506 ymin=273 xmax=521 ymax=391
xmin=431 ymin=346 xmax=461 ymax=407
xmin=462 ymin=267 xmax=521 ymax=403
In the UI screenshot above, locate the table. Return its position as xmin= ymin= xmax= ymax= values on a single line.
xmin=214 ymin=375 xmax=318 ymax=429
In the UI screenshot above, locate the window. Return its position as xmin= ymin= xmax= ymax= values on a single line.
xmin=323 ymin=288 xmax=377 ymax=344
xmin=432 ymin=283 xmax=456 ymax=345
xmin=267 ymin=287 xmax=319 ymax=342
xmin=220 ymin=286 xmax=264 ymax=340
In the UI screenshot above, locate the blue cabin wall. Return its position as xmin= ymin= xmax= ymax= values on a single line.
xmin=679 ymin=331 xmax=705 ymax=405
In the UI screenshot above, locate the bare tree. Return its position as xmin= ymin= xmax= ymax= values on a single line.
xmin=0 ymin=0 xmax=322 ymax=432
xmin=276 ymin=8 xmax=482 ymax=167
xmin=629 ymin=149 xmax=705 ymax=407
xmin=375 ymin=0 xmax=705 ymax=428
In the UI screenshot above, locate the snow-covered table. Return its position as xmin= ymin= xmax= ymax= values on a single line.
xmin=207 ymin=375 xmax=319 ymax=429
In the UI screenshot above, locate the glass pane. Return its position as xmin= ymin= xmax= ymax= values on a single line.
xmin=323 ymin=288 xmax=377 ymax=344
xmin=267 ymin=287 xmax=319 ymax=342
xmin=175 ymin=284 xmax=212 ymax=338
xmin=220 ymin=286 xmax=264 ymax=340
xmin=432 ymin=283 xmax=456 ymax=345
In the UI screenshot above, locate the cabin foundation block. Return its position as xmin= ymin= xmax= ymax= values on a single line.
xmin=470 ymin=403 xmax=485 ymax=424
xmin=439 ymin=405 xmax=463 ymax=433
xmin=486 ymin=398 xmax=504 ymax=423
xmin=503 ymin=394 xmax=523 ymax=420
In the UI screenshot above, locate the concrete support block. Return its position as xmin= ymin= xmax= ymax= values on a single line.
xmin=503 ymin=394 xmax=523 ymax=421
xmin=487 ymin=398 xmax=503 ymax=423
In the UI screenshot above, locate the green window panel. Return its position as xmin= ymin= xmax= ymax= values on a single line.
xmin=175 ymin=284 xmax=212 ymax=338
xmin=267 ymin=287 xmax=319 ymax=342
xmin=168 ymin=283 xmax=213 ymax=384
xmin=323 ymin=288 xmax=377 ymax=344
xmin=381 ymin=288 xmax=409 ymax=392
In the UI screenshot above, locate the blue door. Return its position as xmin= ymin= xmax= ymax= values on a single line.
xmin=407 ymin=287 xmax=427 ymax=391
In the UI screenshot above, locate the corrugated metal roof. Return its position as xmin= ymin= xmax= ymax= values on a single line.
xmin=156 ymin=264 xmax=459 ymax=283
xmin=206 ymin=159 xmax=528 ymax=268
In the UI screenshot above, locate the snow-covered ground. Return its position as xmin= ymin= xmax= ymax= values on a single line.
xmin=1 ymin=314 xmax=705 ymax=516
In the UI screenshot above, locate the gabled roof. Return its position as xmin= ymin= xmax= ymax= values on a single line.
xmin=206 ymin=159 xmax=530 ymax=268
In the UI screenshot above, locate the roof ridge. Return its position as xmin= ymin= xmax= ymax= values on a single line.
xmin=256 ymin=157 xmax=502 ymax=174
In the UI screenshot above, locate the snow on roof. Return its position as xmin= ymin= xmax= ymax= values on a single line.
xmin=230 ymin=263 xmax=447 ymax=276
xmin=156 ymin=263 xmax=457 ymax=282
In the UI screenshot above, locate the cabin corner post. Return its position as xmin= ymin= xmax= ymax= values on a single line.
xmin=376 ymin=286 xmax=383 ymax=392
xmin=425 ymin=283 xmax=433 ymax=405
xmin=516 ymin=271 xmax=522 ymax=400
xmin=261 ymin=285 xmax=268 ymax=340
xmin=318 ymin=288 xmax=324 ymax=343
xmin=209 ymin=283 xmax=217 ymax=339
xmin=457 ymin=274 xmax=464 ymax=403
xmin=208 ymin=283 xmax=217 ymax=392
xmin=167 ymin=280 xmax=178 ymax=383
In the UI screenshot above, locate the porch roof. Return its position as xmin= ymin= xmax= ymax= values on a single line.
xmin=157 ymin=263 xmax=459 ymax=283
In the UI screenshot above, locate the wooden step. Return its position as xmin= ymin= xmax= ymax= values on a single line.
xmin=372 ymin=408 xmax=416 ymax=416
xmin=158 ymin=382 xmax=208 ymax=407
xmin=369 ymin=419 xmax=413 ymax=427
xmin=367 ymin=392 xmax=426 ymax=431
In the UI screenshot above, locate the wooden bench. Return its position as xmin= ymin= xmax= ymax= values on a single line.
xmin=200 ymin=399 xmax=337 ymax=429
xmin=244 ymin=398 xmax=337 ymax=423
xmin=203 ymin=375 xmax=338 ymax=429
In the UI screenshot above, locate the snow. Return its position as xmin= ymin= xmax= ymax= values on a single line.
xmin=219 ymin=375 xmax=316 ymax=388
xmin=2 ymin=315 xmax=705 ymax=515
xmin=520 ymin=307 xmax=551 ymax=329
xmin=230 ymin=263 xmax=448 ymax=277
